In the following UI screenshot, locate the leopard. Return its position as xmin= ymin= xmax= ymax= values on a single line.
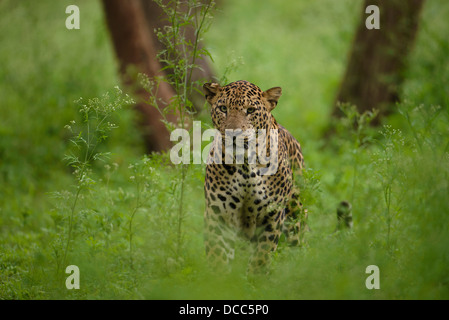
xmin=202 ymin=80 xmax=308 ymax=273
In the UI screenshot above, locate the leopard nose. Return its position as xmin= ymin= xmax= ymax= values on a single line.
xmin=225 ymin=115 xmax=244 ymax=130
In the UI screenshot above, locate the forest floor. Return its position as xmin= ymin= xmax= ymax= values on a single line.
xmin=1 ymin=0 xmax=449 ymax=299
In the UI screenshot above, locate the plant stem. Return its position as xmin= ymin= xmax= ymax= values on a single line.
xmin=384 ymin=184 xmax=392 ymax=247
xmin=177 ymin=164 xmax=187 ymax=256
xmin=61 ymin=185 xmax=82 ymax=275
xmin=129 ymin=179 xmax=141 ymax=270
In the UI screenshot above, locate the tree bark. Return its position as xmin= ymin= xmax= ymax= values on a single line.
xmin=102 ymin=0 xmax=177 ymax=152
xmin=333 ymin=0 xmax=425 ymax=124
xmin=140 ymin=0 xmax=215 ymax=111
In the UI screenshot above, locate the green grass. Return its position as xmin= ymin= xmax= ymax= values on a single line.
xmin=1 ymin=0 xmax=449 ymax=300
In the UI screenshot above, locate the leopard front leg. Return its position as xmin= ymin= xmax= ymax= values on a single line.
xmin=204 ymin=205 xmax=235 ymax=271
xmin=247 ymin=209 xmax=285 ymax=274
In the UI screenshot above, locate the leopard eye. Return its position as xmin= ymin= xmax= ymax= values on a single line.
xmin=218 ymin=105 xmax=227 ymax=113
xmin=247 ymin=107 xmax=256 ymax=114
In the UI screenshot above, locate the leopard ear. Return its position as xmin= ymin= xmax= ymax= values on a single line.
xmin=263 ymin=87 xmax=282 ymax=111
xmin=203 ymin=82 xmax=221 ymax=104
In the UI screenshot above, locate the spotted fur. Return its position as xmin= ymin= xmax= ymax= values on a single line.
xmin=203 ymin=80 xmax=308 ymax=273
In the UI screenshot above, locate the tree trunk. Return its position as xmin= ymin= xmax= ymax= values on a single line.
xmin=333 ymin=0 xmax=425 ymax=124
xmin=102 ymin=0 xmax=177 ymax=152
xmin=140 ymin=0 xmax=215 ymax=111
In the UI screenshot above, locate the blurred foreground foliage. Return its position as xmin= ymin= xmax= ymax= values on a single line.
xmin=1 ymin=0 xmax=449 ymax=299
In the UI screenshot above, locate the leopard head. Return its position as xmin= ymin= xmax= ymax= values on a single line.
xmin=203 ymin=80 xmax=282 ymax=136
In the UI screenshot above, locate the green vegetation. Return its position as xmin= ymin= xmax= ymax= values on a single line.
xmin=1 ymin=0 xmax=449 ymax=299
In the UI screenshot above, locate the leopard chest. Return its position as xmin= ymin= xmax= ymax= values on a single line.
xmin=205 ymin=162 xmax=293 ymax=237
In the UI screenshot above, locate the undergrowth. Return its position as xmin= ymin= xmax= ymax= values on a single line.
xmin=1 ymin=0 xmax=449 ymax=300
